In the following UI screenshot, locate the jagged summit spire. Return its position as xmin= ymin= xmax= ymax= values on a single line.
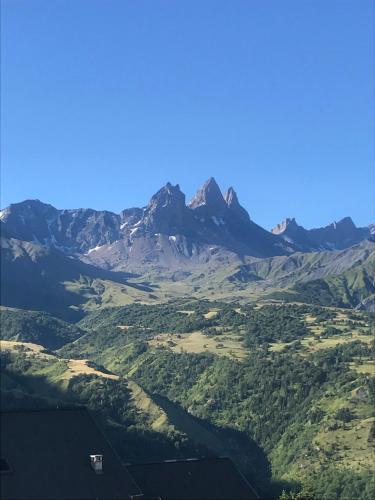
xmin=143 ymin=182 xmax=186 ymax=233
xmin=331 ymin=217 xmax=356 ymax=230
xmin=224 ymin=187 xmax=238 ymax=206
xmin=271 ymin=218 xmax=299 ymax=235
xmin=146 ymin=183 xmax=185 ymax=212
xmin=188 ymin=177 xmax=226 ymax=210
xmin=224 ymin=187 xmax=250 ymax=221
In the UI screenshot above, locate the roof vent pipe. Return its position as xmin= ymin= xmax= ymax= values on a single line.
xmin=90 ymin=454 xmax=103 ymax=474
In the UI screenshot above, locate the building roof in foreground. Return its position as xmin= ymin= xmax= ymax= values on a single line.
xmin=127 ymin=457 xmax=258 ymax=499
xmin=0 ymin=407 xmax=141 ymax=500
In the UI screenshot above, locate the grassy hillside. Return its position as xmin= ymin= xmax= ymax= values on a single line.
xmin=0 ymin=340 xmax=206 ymax=463
xmin=58 ymin=300 xmax=375 ymax=498
xmin=0 ymin=237 xmax=158 ymax=320
xmin=2 ymin=237 xmax=374 ymax=316
xmin=2 ymin=299 xmax=374 ymax=498
xmin=128 ymin=307 xmax=375 ymax=499
xmin=269 ymin=251 xmax=375 ymax=309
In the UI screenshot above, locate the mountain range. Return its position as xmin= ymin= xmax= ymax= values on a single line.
xmin=1 ymin=177 xmax=372 ymax=261
xmin=271 ymin=216 xmax=371 ymax=252
xmin=1 ymin=178 xmax=374 ymax=500
xmin=1 ymin=178 xmax=374 ymax=317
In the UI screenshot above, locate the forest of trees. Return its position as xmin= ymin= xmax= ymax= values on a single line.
xmin=1 ymin=300 xmax=374 ymax=498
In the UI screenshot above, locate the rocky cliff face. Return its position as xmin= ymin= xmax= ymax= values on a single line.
xmin=272 ymin=218 xmax=299 ymax=236
xmin=188 ymin=177 xmax=227 ymax=214
xmin=141 ymin=183 xmax=187 ymax=234
xmin=224 ymin=187 xmax=250 ymax=223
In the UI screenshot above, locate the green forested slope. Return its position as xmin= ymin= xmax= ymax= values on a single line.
xmin=1 ymin=301 xmax=374 ymax=499
xmin=0 ymin=307 xmax=84 ymax=349
xmin=60 ymin=301 xmax=375 ymax=498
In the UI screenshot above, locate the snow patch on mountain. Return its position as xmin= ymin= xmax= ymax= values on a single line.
xmin=86 ymin=244 xmax=106 ymax=254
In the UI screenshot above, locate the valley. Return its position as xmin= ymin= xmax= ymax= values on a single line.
xmin=1 ymin=183 xmax=374 ymax=499
xmin=2 ymin=0 xmax=373 ymax=494
xmin=1 ymin=300 xmax=374 ymax=498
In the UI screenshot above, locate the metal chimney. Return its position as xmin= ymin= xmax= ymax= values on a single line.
xmin=90 ymin=454 xmax=103 ymax=474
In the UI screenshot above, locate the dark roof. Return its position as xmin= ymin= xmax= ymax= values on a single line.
xmin=127 ymin=457 xmax=258 ymax=500
xmin=1 ymin=407 xmax=141 ymax=500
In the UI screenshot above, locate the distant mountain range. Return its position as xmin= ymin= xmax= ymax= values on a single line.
xmin=1 ymin=177 xmax=372 ymax=267
xmin=1 ymin=178 xmax=374 ymax=317
xmin=271 ymin=216 xmax=371 ymax=252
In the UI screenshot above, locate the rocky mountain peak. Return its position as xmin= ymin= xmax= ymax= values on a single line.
xmin=2 ymin=199 xmax=57 ymax=218
xmin=142 ymin=183 xmax=186 ymax=233
xmin=0 ymin=199 xmax=59 ymax=242
xmin=224 ymin=187 xmax=250 ymax=222
xmin=120 ymin=207 xmax=143 ymax=228
xmin=307 ymin=216 xmax=368 ymax=250
xmin=271 ymin=218 xmax=299 ymax=235
xmin=331 ymin=217 xmax=356 ymax=230
xmin=224 ymin=187 xmax=238 ymax=206
xmin=188 ymin=177 xmax=226 ymax=211
xmin=270 ymin=217 xmax=319 ymax=253
xmin=146 ymin=183 xmax=185 ymax=212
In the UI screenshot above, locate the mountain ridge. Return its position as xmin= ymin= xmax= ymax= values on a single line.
xmin=1 ymin=178 xmax=373 ymax=315
xmin=1 ymin=179 xmax=372 ymax=263
xmin=0 ymin=179 xmax=293 ymax=268
xmin=271 ymin=216 xmax=371 ymax=251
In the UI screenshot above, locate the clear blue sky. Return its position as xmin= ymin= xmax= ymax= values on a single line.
xmin=1 ymin=0 xmax=374 ymax=229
